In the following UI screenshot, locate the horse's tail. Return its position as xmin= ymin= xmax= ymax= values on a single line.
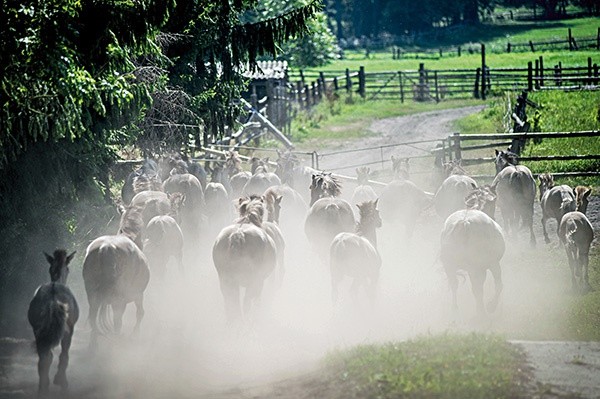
xmin=97 ymin=303 xmax=114 ymax=336
xmin=229 ymin=229 xmax=246 ymax=253
xmin=35 ymin=299 xmax=68 ymax=353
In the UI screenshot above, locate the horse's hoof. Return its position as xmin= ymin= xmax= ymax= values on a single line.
xmin=53 ymin=374 xmax=68 ymax=389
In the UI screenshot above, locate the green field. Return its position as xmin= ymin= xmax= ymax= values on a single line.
xmin=289 ymin=17 xmax=599 ymax=73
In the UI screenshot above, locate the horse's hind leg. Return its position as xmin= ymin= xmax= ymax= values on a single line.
xmin=133 ymin=296 xmax=145 ymax=335
xmin=112 ymin=301 xmax=126 ymax=335
xmin=88 ymin=298 xmax=100 ymax=350
xmin=541 ymin=214 xmax=550 ymax=243
xmin=469 ymin=269 xmax=486 ymax=317
xmin=219 ymin=277 xmax=241 ymax=322
xmin=487 ymin=262 xmax=503 ymax=313
xmin=37 ymin=347 xmax=53 ymax=393
xmin=53 ymin=329 xmax=72 ymax=389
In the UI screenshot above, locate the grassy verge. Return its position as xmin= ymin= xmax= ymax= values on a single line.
xmin=323 ymin=333 xmax=527 ymax=399
xmin=289 ymin=96 xmax=484 ymax=148
xmin=569 ymin=246 xmax=600 ymax=340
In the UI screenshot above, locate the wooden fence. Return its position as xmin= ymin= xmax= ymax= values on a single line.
xmin=286 ymin=55 xmax=599 ymax=106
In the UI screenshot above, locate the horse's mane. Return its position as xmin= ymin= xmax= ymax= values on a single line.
xmin=226 ymin=151 xmax=243 ymax=175
xmin=465 ymin=186 xmax=496 ymax=217
xmin=133 ymin=174 xmax=162 ymax=194
xmin=495 ymin=149 xmax=519 ymax=171
xmin=236 ymin=195 xmax=265 ymax=227
xmin=312 ymin=173 xmax=342 ymax=198
xmin=118 ymin=205 xmax=144 ymax=245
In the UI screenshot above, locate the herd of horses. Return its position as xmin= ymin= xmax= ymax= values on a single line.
xmin=26 ymin=149 xmax=595 ymax=394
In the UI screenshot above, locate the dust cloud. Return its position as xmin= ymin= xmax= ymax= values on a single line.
xmin=2 ymin=168 xmax=581 ymax=399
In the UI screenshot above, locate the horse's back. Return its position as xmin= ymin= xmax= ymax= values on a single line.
xmin=83 ymin=235 xmax=150 ymax=299
xmin=441 ymin=209 xmax=505 ymax=268
xmin=330 ymin=232 xmax=379 ymax=276
xmin=305 ymin=198 xmax=355 ymax=234
xmin=213 ymin=223 xmax=277 ymax=283
xmin=434 ymin=175 xmax=477 ymax=218
xmin=379 ymin=179 xmax=427 ymax=221
xmin=493 ymin=165 xmax=536 ymax=205
xmin=559 ymin=211 xmax=594 ymax=247
xmin=542 ymin=185 xmax=575 ymax=217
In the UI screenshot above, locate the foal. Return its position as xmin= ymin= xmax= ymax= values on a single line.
xmin=28 ymin=250 xmax=78 ymax=394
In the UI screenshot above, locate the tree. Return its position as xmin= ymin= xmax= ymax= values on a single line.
xmin=0 ymin=0 xmax=320 ymax=336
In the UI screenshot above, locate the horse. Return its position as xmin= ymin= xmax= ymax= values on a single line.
xmin=351 ymin=167 xmax=378 ymax=218
xmin=304 ymin=173 xmax=355 ymax=260
xmin=378 ymin=178 xmax=431 ymax=239
xmin=121 ymin=159 xmax=161 ymax=205
xmin=225 ymin=151 xmax=250 ymax=198
xmin=83 ymin=205 xmax=150 ymax=348
xmin=212 ymin=196 xmax=277 ymax=321
xmin=28 ymin=250 xmax=78 ymax=393
xmin=263 ymin=184 xmax=308 ymax=234
xmin=144 ymin=215 xmax=184 ymax=279
xmin=162 ymin=173 xmax=205 ymax=243
xmin=129 ymin=189 xmax=172 ymax=228
xmin=274 ymin=150 xmax=317 ymax=200
xmin=491 ymin=149 xmax=536 ymax=246
xmin=440 ymin=209 xmax=505 ymax=317
xmin=574 ymin=186 xmax=592 ymax=214
xmin=538 ymin=173 xmax=576 ymax=243
xmin=464 ymin=185 xmax=497 ymax=219
xmin=391 ymin=156 xmax=410 ymax=180
xmin=559 ymin=211 xmax=594 ymax=294
xmin=243 ymin=158 xmax=281 ymax=196
xmin=159 ymin=153 xmax=208 ymax=191
xmin=330 ymin=200 xmax=382 ymax=305
xmin=241 ymin=195 xmax=286 ymax=289
xmin=204 ymin=182 xmax=233 ymax=234
xmin=434 ymin=174 xmax=478 ymax=219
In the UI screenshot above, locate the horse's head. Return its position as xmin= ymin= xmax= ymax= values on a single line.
xmin=538 ymin=173 xmax=555 ymax=201
xmin=494 ymin=149 xmax=519 ymax=174
xmin=391 ymin=156 xmax=410 ymax=180
xmin=275 ymin=151 xmax=297 ymax=185
xmin=465 ymin=186 xmax=497 ymax=219
xmin=45 ymin=249 xmax=76 ymax=284
xmin=237 ymin=195 xmax=266 ymax=226
xmin=309 ymin=173 xmax=342 ymax=206
xmin=118 ymin=205 xmax=145 ymax=249
xmin=443 ymin=159 xmax=467 ymax=178
xmin=357 ymin=199 xmax=382 ymax=230
xmin=225 ymin=151 xmax=242 ymax=176
xmin=356 ymin=167 xmax=371 ymax=185
xmin=264 ymin=191 xmax=283 ymax=223
xmin=575 ymin=186 xmax=592 ymax=214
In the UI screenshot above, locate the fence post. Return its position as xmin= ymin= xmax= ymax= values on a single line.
xmin=345 ymin=68 xmax=352 ymax=93
xmin=597 ymin=27 xmax=600 ymax=50
xmin=534 ymin=59 xmax=540 ymax=89
xmin=311 ymin=81 xmax=318 ymax=103
xmin=588 ymin=57 xmax=593 ymax=85
xmin=453 ymin=133 xmax=461 ymax=160
xmin=300 ymin=69 xmax=305 ymax=86
xmin=539 ymin=56 xmax=544 ymax=87
xmin=474 ymin=67 xmax=481 ymax=98
xmin=480 ymin=43 xmax=486 ymax=100
xmin=507 ymin=42 xmax=511 ymax=53
xmin=418 ymin=63 xmax=427 ymax=101
xmin=458 ymin=46 xmax=461 ymax=57
xmin=568 ymin=28 xmax=573 ymax=51
xmin=398 ymin=71 xmax=404 ymax=103
xmin=527 ymin=61 xmax=533 ymax=91
xmin=358 ymin=66 xmax=366 ymax=98
xmin=439 ymin=48 xmax=443 ymax=58
xmin=304 ymin=84 xmax=310 ymax=108
xmin=447 ymin=136 xmax=454 ymax=161
xmin=434 ymin=71 xmax=440 ymax=102
xmin=333 ymin=76 xmax=339 ymax=91
xmin=554 ymin=64 xmax=560 ymax=86
xmin=594 ymin=64 xmax=599 ymax=85
xmin=316 ymin=78 xmax=323 ymax=100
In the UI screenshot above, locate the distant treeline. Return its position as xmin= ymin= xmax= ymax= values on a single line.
xmin=324 ymin=0 xmax=599 ymax=42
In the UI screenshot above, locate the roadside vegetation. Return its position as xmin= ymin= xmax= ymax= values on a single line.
xmin=322 ymin=333 xmax=527 ymax=399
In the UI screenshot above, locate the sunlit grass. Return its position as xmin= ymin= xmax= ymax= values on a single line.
xmin=323 ymin=333 xmax=526 ymax=399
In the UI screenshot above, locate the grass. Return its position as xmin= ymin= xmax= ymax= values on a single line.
xmin=289 ymin=95 xmax=483 ymax=148
xmin=323 ymin=333 xmax=527 ymax=399
xmin=289 ymin=17 xmax=600 ymax=74
xmin=568 ymin=246 xmax=600 ymax=340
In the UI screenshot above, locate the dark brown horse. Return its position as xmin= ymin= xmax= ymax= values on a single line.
xmin=28 ymin=250 xmax=78 ymax=394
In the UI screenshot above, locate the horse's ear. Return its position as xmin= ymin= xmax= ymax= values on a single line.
xmin=495 ymin=149 xmax=499 ymax=156
xmin=583 ymin=188 xmax=592 ymax=199
xmin=66 ymin=251 xmax=76 ymax=264
xmin=117 ymin=204 xmax=126 ymax=215
xmin=374 ymin=198 xmax=379 ymax=207
xmin=391 ymin=155 xmax=396 ymax=162
xmin=44 ymin=252 xmax=53 ymax=264
xmin=275 ymin=195 xmax=283 ymax=204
